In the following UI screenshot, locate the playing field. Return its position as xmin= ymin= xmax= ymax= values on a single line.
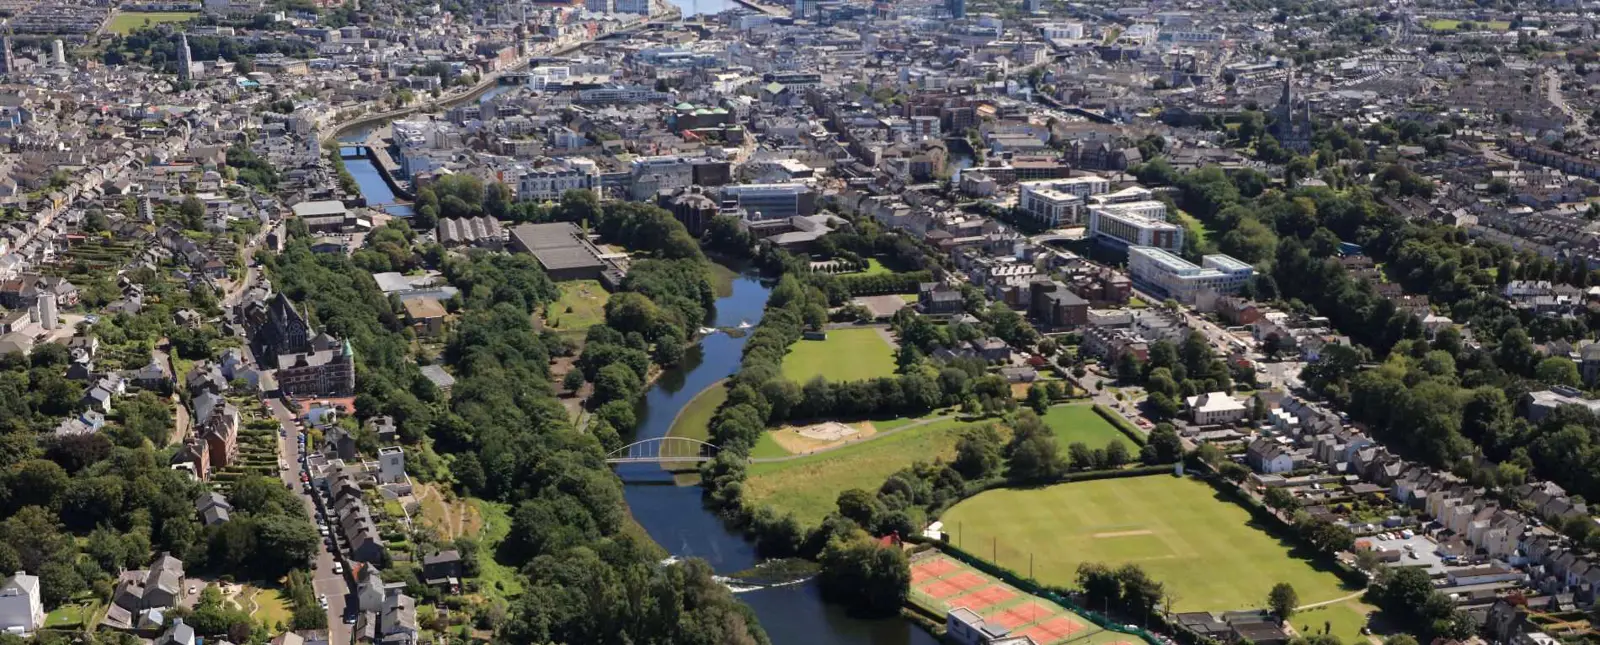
xmin=940 ymin=475 xmax=1358 ymax=613
xmin=544 ymin=280 xmax=609 ymax=338
xmin=745 ymin=417 xmax=973 ymax=526
xmin=910 ymin=551 xmax=1140 ymax=645
xmin=781 ymin=327 xmax=896 ymax=382
xmin=106 ymin=11 xmax=198 ymax=34
xmin=1041 ymin=405 xmax=1137 ymax=451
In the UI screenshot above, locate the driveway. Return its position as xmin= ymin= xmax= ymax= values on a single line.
xmin=268 ymin=398 xmax=351 ymax=644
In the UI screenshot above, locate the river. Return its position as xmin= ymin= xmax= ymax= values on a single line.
xmin=332 ymin=52 xmax=934 ymax=645
xmin=617 ymin=273 xmax=938 ymax=645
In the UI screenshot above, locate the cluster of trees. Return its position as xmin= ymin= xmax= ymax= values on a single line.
xmin=200 ymin=476 xmax=320 ymax=581
xmin=283 ymin=569 xmax=326 ymax=630
xmin=272 ymin=213 xmax=765 ymax=642
xmin=225 ymin=144 xmax=280 ymax=192
xmin=816 ymin=528 xmax=910 ymax=618
xmin=1077 ymin=561 xmax=1168 ymax=620
xmin=0 ymin=447 xmax=205 ymax=608
xmin=1366 ymin=566 xmax=1475 ymax=640
xmin=1114 ymin=330 xmax=1247 ymax=420
xmin=168 ymin=584 xmax=264 ymax=642
xmin=892 ymin=302 xmax=1040 ymax=359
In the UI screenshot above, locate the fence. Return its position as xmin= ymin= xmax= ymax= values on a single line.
xmin=907 ymin=534 xmax=1166 ymax=645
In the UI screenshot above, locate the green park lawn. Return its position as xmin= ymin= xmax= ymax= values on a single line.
xmin=544 ymin=280 xmax=609 ymax=338
xmin=44 ymin=600 xmax=97 ymax=628
xmin=1425 ymin=18 xmax=1510 ymax=30
xmin=781 ymin=328 xmax=896 ymax=382
xmin=106 ymin=11 xmax=197 ymax=34
xmin=1041 ymin=404 xmax=1137 ymax=452
xmin=863 ymin=258 xmax=893 ymax=275
xmin=246 ymin=586 xmax=292 ymax=631
xmin=745 ymin=417 xmax=975 ymax=526
xmin=666 ymin=383 xmax=727 ymax=443
xmin=940 ymin=476 xmax=1358 ymax=615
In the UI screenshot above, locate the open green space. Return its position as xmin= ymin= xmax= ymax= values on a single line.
xmin=745 ymin=417 xmax=975 ymax=526
xmin=106 ymin=11 xmax=198 ymax=34
xmin=1041 ymin=404 xmax=1136 ymax=451
xmin=750 ymin=432 xmax=791 ymax=459
xmin=247 ymin=586 xmax=292 ymax=630
xmin=940 ymin=476 xmax=1357 ymax=615
xmin=1425 ymin=18 xmax=1510 ymax=30
xmin=470 ymin=499 xmax=524 ymax=599
xmin=1293 ymin=598 xmax=1383 ymax=645
xmin=781 ymin=327 xmax=896 ymax=382
xmin=1174 ymin=209 xmax=1219 ymax=250
xmin=666 ymin=383 xmax=726 ymax=443
xmin=863 ymin=258 xmax=893 ymax=275
xmin=44 ymin=600 xmax=96 ymax=628
xmin=544 ymin=280 xmax=609 ymax=337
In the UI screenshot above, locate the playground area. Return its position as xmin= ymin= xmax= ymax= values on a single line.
xmin=909 ymin=550 xmax=1142 ymax=645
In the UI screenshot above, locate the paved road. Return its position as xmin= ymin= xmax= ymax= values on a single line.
xmin=267 ymin=398 xmax=352 ymax=644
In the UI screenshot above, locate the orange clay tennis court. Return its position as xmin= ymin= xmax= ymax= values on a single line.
xmin=951 ymin=585 xmax=1016 ymax=612
xmin=908 ymin=550 xmax=1137 ymax=645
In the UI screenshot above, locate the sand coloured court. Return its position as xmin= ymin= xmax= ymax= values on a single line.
xmin=939 ymin=475 xmax=1357 ymax=612
xmin=908 ymin=551 xmax=1139 ymax=645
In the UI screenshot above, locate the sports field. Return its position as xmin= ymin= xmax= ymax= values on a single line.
xmin=1041 ymin=405 xmax=1137 ymax=451
xmin=781 ymin=327 xmax=896 ymax=382
xmin=106 ymin=11 xmax=198 ymax=34
xmin=745 ymin=417 xmax=973 ymax=526
xmin=940 ymin=475 xmax=1358 ymax=613
xmin=910 ymin=550 xmax=1138 ymax=645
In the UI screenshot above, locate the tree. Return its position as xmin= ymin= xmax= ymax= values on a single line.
xmin=179 ymin=195 xmax=206 ymax=230
xmin=1026 ymin=383 xmax=1050 ymax=414
xmin=1535 ymin=356 xmax=1581 ymax=387
xmin=953 ymin=426 xmax=1004 ymax=480
xmin=1263 ymin=487 xmax=1298 ymax=511
xmin=1105 ymin=441 xmax=1130 ymax=467
xmin=1268 ymin=582 xmax=1299 ymax=619
xmin=817 ymin=529 xmax=910 ymax=618
xmin=1008 ymin=432 xmax=1064 ymax=482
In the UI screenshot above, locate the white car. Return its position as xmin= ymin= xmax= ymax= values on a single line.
xmin=188 ymin=584 xmax=197 ymax=595
xmin=332 ymin=561 xmax=344 ymax=575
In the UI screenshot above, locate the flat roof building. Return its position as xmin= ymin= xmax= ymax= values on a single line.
xmin=1089 ymin=201 xmax=1182 ymax=251
xmin=1127 ymin=246 xmax=1254 ymax=304
xmin=508 ymin=222 xmax=613 ymax=282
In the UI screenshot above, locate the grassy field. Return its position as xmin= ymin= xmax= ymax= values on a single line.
xmin=544 ymin=280 xmax=609 ymax=338
xmin=782 ymin=328 xmax=896 ymax=382
xmin=1426 ymin=18 xmax=1511 ymax=30
xmin=1173 ymin=209 xmax=1219 ymax=250
xmin=471 ymin=499 xmax=524 ymax=599
xmin=940 ymin=476 xmax=1358 ymax=615
xmin=106 ymin=11 xmax=197 ymax=34
xmin=1293 ymin=598 xmax=1382 ymax=645
xmin=745 ymin=418 xmax=976 ymax=526
xmin=751 ymin=432 xmax=790 ymax=459
xmin=1041 ymin=405 xmax=1136 ymax=451
xmin=247 ymin=587 xmax=293 ymax=631
xmin=667 ymin=383 xmax=726 ymax=443
xmin=44 ymin=600 xmax=96 ymax=628
xmin=863 ymin=258 xmax=893 ymax=275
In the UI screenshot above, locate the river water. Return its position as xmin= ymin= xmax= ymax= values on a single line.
xmin=618 ymin=274 xmax=938 ymax=645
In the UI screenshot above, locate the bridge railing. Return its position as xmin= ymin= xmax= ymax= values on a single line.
xmin=605 ymin=437 xmax=720 ymax=464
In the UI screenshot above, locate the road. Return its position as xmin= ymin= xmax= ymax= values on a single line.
xmin=267 ymin=397 xmax=352 ymax=644
xmin=1546 ymin=67 xmax=1589 ymax=135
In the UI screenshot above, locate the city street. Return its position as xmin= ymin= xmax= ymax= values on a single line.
xmin=268 ymin=397 xmax=352 ymax=644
